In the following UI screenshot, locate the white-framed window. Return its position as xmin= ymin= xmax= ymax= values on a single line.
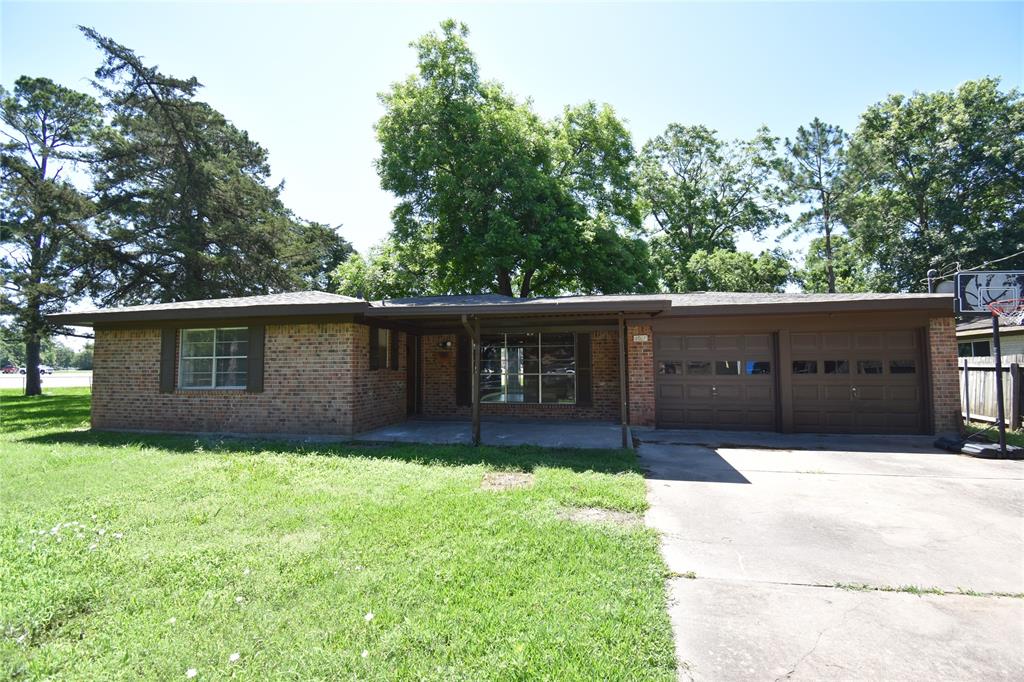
xmin=480 ymin=332 xmax=576 ymax=404
xmin=958 ymin=340 xmax=991 ymax=358
xmin=179 ymin=328 xmax=248 ymax=389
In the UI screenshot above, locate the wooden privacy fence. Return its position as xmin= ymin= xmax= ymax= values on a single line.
xmin=960 ymin=354 xmax=1023 ymax=429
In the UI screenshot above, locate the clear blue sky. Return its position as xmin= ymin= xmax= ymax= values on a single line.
xmin=2 ymin=1 xmax=1022 ymax=256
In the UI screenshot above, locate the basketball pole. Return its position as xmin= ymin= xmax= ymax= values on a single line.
xmin=991 ymin=312 xmax=1008 ymax=457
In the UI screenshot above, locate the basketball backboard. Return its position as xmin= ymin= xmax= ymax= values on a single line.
xmin=955 ymin=271 xmax=1024 ymax=314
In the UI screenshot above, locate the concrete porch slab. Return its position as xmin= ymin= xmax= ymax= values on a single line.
xmin=356 ymin=419 xmax=626 ymax=449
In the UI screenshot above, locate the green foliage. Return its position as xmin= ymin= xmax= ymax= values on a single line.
xmin=797 ymin=235 xmax=889 ymax=293
xmin=638 ymin=124 xmax=786 ymax=291
xmin=0 ymin=388 xmax=676 ymax=680
xmin=80 ymin=27 xmax=352 ymax=304
xmin=683 ymin=248 xmax=792 ymax=293
xmin=374 ymin=20 xmax=654 ymax=298
xmin=333 ymin=237 xmax=442 ymax=300
xmin=842 ymin=78 xmax=1024 ymax=291
xmin=0 ymin=76 xmax=102 ymax=393
xmin=780 ymin=118 xmax=848 ymax=293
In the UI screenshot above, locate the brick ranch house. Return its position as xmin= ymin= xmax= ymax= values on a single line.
xmin=50 ymin=291 xmax=959 ymax=442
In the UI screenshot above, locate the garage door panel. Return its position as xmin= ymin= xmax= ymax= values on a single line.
xmin=789 ymin=329 xmax=925 ymax=435
xmin=655 ymin=334 xmax=779 ymax=430
xmin=791 ymin=333 xmax=819 ymax=351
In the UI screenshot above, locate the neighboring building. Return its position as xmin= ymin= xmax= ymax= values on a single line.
xmin=49 ymin=291 xmax=958 ymax=438
xmin=956 ymin=318 xmax=1024 ymax=357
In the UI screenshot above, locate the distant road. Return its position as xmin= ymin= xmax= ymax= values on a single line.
xmin=0 ymin=371 xmax=93 ymax=390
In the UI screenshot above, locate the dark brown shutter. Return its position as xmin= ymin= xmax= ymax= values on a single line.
xmin=246 ymin=324 xmax=265 ymax=393
xmin=159 ymin=328 xmax=176 ymax=393
xmin=455 ymin=334 xmax=470 ymax=406
xmin=389 ymin=329 xmax=399 ymax=370
xmin=576 ymin=333 xmax=592 ymax=406
xmin=368 ymin=324 xmax=380 ymax=370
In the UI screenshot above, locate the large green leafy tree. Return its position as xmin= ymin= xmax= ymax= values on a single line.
xmin=683 ymin=248 xmax=791 ymax=293
xmin=637 ymin=124 xmax=786 ymax=291
xmin=82 ymin=28 xmax=351 ymax=304
xmin=781 ymin=118 xmax=848 ymax=293
xmin=0 ymin=76 xmax=101 ymax=395
xmin=374 ymin=20 xmax=654 ymax=299
xmin=842 ymin=78 xmax=1024 ymax=292
xmin=796 ymin=235 xmax=887 ymax=293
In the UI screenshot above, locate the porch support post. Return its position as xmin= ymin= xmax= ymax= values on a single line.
xmin=461 ymin=314 xmax=481 ymax=446
xmin=619 ymin=313 xmax=629 ymax=448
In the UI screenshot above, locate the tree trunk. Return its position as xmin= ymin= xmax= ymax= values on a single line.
xmin=24 ymin=328 xmax=42 ymax=396
xmin=519 ymin=269 xmax=534 ymax=299
xmin=496 ymin=269 xmax=513 ymax=297
xmin=821 ymin=192 xmax=836 ymax=294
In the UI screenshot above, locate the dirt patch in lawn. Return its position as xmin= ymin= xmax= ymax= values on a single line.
xmin=558 ymin=507 xmax=642 ymax=526
xmin=481 ymin=471 xmax=534 ymax=491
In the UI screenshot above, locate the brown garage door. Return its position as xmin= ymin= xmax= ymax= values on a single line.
xmin=789 ymin=330 xmax=926 ymax=434
xmin=655 ymin=333 xmax=777 ymax=430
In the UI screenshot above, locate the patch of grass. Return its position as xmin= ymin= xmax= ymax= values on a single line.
xmin=666 ymin=571 xmax=697 ymax=580
xmin=0 ymin=388 xmax=676 ymax=679
xmin=965 ymin=421 xmax=1024 ymax=448
xmin=833 ymin=581 xmax=1021 ymax=598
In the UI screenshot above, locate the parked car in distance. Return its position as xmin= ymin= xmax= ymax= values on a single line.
xmin=1 ymin=364 xmax=20 ymax=374
xmin=17 ymin=365 xmax=53 ymax=374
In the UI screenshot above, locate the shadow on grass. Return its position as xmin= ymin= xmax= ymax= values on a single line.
xmin=22 ymin=428 xmax=641 ymax=475
xmin=1 ymin=390 xmax=91 ymax=432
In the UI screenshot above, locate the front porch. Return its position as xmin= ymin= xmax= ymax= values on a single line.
xmin=357 ymin=418 xmax=628 ymax=450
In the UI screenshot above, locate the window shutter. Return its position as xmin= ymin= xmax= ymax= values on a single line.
xmin=576 ymin=333 xmax=592 ymax=407
xmin=390 ymin=329 xmax=399 ymax=370
xmin=246 ymin=324 xmax=265 ymax=393
xmin=368 ymin=324 xmax=380 ymax=370
xmin=159 ymin=328 xmax=176 ymax=394
xmin=455 ymin=334 xmax=470 ymax=406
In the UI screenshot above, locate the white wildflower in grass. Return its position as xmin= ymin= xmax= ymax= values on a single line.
xmin=185 ymin=668 xmax=198 ymax=678
xmin=229 ymin=653 xmax=240 ymax=663
xmin=364 ymin=611 xmax=374 ymax=623
xmin=361 ymin=650 xmax=369 ymax=659
xmin=113 ymin=532 xmax=123 ymax=539
xmin=167 ymin=617 xmax=177 ymax=625
xmin=97 ymin=528 xmax=106 ymax=536
xmin=243 ymin=568 xmax=250 ymax=576
xmin=88 ymin=543 xmax=98 ymax=551
xmin=235 ymin=596 xmax=244 ymax=604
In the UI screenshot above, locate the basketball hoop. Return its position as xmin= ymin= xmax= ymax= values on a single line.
xmin=989 ymin=298 xmax=1024 ymax=327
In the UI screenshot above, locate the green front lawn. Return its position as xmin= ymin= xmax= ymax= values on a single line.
xmin=0 ymin=388 xmax=676 ymax=680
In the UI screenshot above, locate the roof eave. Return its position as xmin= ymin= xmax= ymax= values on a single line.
xmin=47 ymin=302 xmax=370 ymax=327
xmin=364 ymin=299 xmax=673 ymax=318
xmin=659 ymin=297 xmax=955 ymax=317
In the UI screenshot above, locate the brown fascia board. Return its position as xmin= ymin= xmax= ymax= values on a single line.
xmin=658 ymin=297 xmax=955 ymax=318
xmin=47 ymin=301 xmax=370 ymax=327
xmin=363 ymin=299 xmax=674 ymax=318
xmin=957 ymin=325 xmax=1024 ymax=338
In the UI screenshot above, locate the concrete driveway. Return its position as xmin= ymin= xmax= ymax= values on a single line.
xmin=638 ymin=431 xmax=1024 ymax=681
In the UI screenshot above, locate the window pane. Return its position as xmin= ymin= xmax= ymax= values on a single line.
xmin=521 ymin=345 xmax=540 ymax=374
xmin=504 ymin=346 xmax=526 ymax=374
xmin=857 ymin=360 xmax=884 ymax=375
xmin=541 ymin=375 xmax=575 ymax=403
xmin=957 ymin=343 xmax=971 ymax=357
xmin=975 ymin=341 xmax=990 ymax=356
xmin=542 ymin=332 xmax=574 ymax=346
xmin=824 ymin=360 xmax=850 ymax=375
xmin=216 ymin=336 xmax=248 ymax=356
xmin=792 ymin=360 xmax=817 ymax=374
xmin=687 ymin=361 xmax=712 ymax=375
xmin=715 ymin=360 xmax=741 ymax=375
xmin=541 ymin=343 xmax=575 ymax=374
xmin=481 ymin=357 xmax=502 ymax=375
xmin=480 ymin=374 xmax=505 ymax=402
xmin=376 ymin=329 xmax=389 ymax=365
xmin=181 ymin=358 xmax=213 ymax=387
xmin=506 ymin=333 xmax=537 ymax=348
xmin=889 ymin=360 xmax=916 ymax=374
xmin=659 ymin=361 xmax=682 ymax=375
xmin=182 ymin=330 xmax=214 ymax=358
xmin=746 ymin=361 xmax=771 ymax=375
xmin=481 ymin=334 xmax=504 ymax=348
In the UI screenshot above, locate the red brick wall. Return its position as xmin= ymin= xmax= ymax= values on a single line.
xmin=91 ymin=323 xmax=406 ymax=436
xmin=419 ymin=332 xmax=622 ymax=421
xmin=928 ymin=316 xmax=960 ymax=434
xmin=626 ymin=324 xmax=655 ymax=426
